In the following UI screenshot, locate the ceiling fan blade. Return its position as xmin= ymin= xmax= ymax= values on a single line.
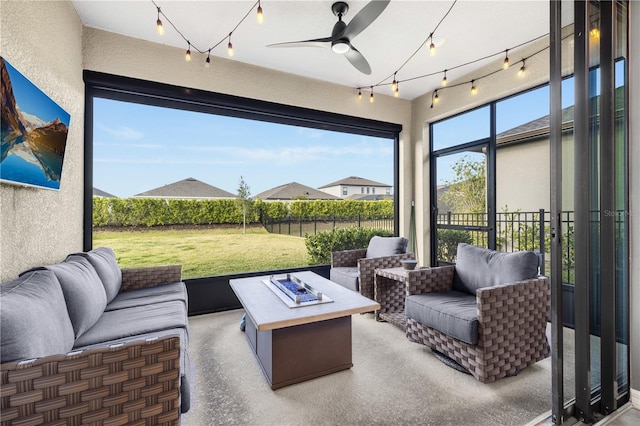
xmin=344 ymin=45 xmax=371 ymax=75
xmin=343 ymin=0 xmax=390 ymax=40
xmin=267 ymin=37 xmax=333 ymax=48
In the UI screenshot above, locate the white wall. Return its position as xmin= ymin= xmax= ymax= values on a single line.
xmin=0 ymin=1 xmax=84 ymax=281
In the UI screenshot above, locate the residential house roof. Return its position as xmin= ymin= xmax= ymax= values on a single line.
xmin=133 ymin=177 xmax=234 ymax=199
xmin=93 ymin=187 xmax=117 ymax=198
xmin=318 ymin=176 xmax=390 ymax=189
xmin=255 ymin=182 xmax=341 ymax=201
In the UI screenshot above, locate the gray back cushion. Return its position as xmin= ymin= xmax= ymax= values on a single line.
xmin=44 ymin=256 xmax=108 ymax=338
xmin=453 ymin=243 xmax=539 ymax=295
xmin=1 ymin=270 xmax=75 ymax=362
xmin=74 ymin=247 xmax=122 ymax=303
xmin=366 ymin=236 xmax=408 ymax=259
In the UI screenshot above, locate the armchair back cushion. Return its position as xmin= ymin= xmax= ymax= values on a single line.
xmin=365 ymin=236 xmax=408 ymax=259
xmin=1 ymin=270 xmax=75 ymax=362
xmin=452 ymin=243 xmax=539 ymax=295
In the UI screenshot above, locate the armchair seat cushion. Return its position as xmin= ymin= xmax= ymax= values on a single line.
xmin=330 ymin=267 xmax=359 ymax=292
xmin=366 ymin=236 xmax=408 ymax=258
xmin=406 ymin=290 xmax=478 ymax=345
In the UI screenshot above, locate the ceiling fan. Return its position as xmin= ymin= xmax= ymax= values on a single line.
xmin=267 ymin=1 xmax=390 ymax=75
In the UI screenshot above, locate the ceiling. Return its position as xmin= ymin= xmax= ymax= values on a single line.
xmin=71 ymin=1 xmax=551 ymax=100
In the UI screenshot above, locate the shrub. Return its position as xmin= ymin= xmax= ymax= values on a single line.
xmin=437 ymin=229 xmax=472 ymax=263
xmin=304 ymin=227 xmax=394 ymax=265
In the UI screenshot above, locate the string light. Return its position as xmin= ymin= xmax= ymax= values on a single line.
xmin=442 ymin=70 xmax=448 ymax=87
xmin=369 ymin=87 xmax=375 ymax=103
xmin=205 ymin=50 xmax=211 ymax=68
xmin=185 ymin=42 xmax=191 ymax=62
xmin=227 ymin=33 xmax=234 ymax=57
xmin=503 ymin=49 xmax=509 ymax=69
xmin=257 ymin=0 xmax=264 ymax=23
xmin=434 ymin=90 xmax=440 ymax=104
xmin=429 ymin=34 xmax=436 ymax=56
xmin=391 ymin=73 xmax=398 ymax=93
xmin=358 ymin=89 xmax=362 ymax=101
xmin=470 ymin=80 xmax=477 ymax=95
xmin=156 ymin=7 xmax=164 ymax=35
xmin=518 ymin=59 xmax=526 ymax=76
xmin=394 ymin=82 xmax=399 ymax=97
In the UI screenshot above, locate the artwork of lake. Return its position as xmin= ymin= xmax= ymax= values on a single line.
xmin=1 ymin=56 xmax=70 ymax=190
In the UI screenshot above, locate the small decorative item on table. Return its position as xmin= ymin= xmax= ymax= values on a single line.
xmin=400 ymin=259 xmax=418 ymax=270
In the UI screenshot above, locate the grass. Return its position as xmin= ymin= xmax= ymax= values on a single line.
xmin=93 ymin=225 xmax=309 ymax=279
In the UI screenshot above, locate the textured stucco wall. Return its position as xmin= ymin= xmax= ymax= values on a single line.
xmin=0 ymin=1 xmax=84 ymax=281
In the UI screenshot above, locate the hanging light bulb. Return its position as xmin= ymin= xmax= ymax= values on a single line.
xmin=369 ymin=87 xmax=374 ymax=103
xmin=429 ymin=34 xmax=436 ymax=56
xmin=518 ymin=60 xmax=526 ymax=76
xmin=503 ymin=50 xmax=509 ymax=69
xmin=391 ymin=73 xmax=397 ymax=93
xmin=358 ymin=89 xmax=362 ymax=101
xmin=434 ymin=90 xmax=440 ymax=104
xmin=470 ymin=80 xmax=477 ymax=95
xmin=205 ymin=50 xmax=211 ymax=68
xmin=257 ymin=1 xmax=264 ymax=23
xmin=394 ymin=82 xmax=399 ymax=98
xmin=589 ymin=15 xmax=600 ymax=40
xmin=156 ymin=7 xmax=164 ymax=35
xmin=185 ymin=42 xmax=191 ymax=62
xmin=227 ymin=33 xmax=234 ymax=57
xmin=442 ymin=70 xmax=448 ymax=87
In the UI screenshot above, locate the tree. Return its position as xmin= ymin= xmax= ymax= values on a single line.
xmin=439 ymin=155 xmax=486 ymax=214
xmin=236 ymin=176 xmax=252 ymax=234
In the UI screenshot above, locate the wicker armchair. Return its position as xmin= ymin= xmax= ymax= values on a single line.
xmin=404 ymin=244 xmax=551 ymax=383
xmin=330 ymin=236 xmax=414 ymax=300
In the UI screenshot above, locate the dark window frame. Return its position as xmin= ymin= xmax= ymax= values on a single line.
xmin=82 ymin=70 xmax=403 ymax=250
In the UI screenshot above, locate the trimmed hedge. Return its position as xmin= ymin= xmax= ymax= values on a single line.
xmin=304 ymin=227 xmax=394 ymax=265
xmin=93 ymin=197 xmax=394 ymax=227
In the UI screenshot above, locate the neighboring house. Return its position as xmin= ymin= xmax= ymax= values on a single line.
xmin=133 ymin=177 xmax=235 ymax=199
xmin=318 ymin=176 xmax=392 ymax=199
xmin=93 ymin=187 xmax=116 ymax=198
xmin=254 ymin=182 xmax=341 ymax=201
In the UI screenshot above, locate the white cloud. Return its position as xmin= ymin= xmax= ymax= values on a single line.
xmin=96 ymin=123 xmax=143 ymax=140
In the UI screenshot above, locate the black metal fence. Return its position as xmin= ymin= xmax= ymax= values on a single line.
xmin=262 ymin=215 xmax=394 ymax=237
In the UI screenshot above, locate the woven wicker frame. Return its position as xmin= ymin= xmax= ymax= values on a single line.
xmin=121 ymin=265 xmax=182 ymax=292
xmin=1 ymin=336 xmax=181 ymax=425
xmin=405 ymin=266 xmax=551 ymax=383
xmin=331 ymin=249 xmax=415 ymax=300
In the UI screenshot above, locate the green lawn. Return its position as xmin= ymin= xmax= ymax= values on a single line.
xmin=93 ymin=226 xmax=309 ymax=278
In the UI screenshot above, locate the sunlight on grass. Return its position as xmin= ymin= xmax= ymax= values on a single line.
xmin=93 ymin=226 xmax=309 ymax=278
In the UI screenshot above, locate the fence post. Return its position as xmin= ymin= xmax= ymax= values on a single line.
xmin=447 ymin=211 xmax=452 ymax=225
xmin=539 ymin=208 xmax=546 ymax=275
xmin=314 ymin=216 xmax=317 ymax=235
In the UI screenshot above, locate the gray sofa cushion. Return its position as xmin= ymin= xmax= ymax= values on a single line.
xmin=406 ymin=290 xmax=479 ymax=345
xmin=330 ymin=267 xmax=360 ymax=291
xmin=366 ymin=236 xmax=408 ymax=259
xmin=452 ymin=243 xmax=539 ymax=295
xmin=73 ymin=247 xmax=122 ymax=303
xmin=1 ymin=270 xmax=75 ymax=362
xmin=74 ymin=300 xmax=188 ymax=347
xmin=106 ymin=281 xmax=187 ymax=311
xmin=44 ymin=256 xmax=108 ymax=338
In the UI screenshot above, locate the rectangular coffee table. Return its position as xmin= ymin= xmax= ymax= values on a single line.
xmin=229 ymin=271 xmax=380 ymax=389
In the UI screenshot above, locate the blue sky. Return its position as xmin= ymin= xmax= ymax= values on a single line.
xmin=93 ymin=99 xmax=394 ymax=198
xmin=4 ymin=58 xmax=70 ymax=125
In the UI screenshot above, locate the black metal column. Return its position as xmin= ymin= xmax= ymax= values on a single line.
xmin=549 ymin=0 xmax=564 ymax=423
xmin=599 ymin=0 xmax=617 ymax=415
xmin=487 ymin=104 xmax=497 ymax=250
xmin=573 ymin=0 xmax=592 ymax=422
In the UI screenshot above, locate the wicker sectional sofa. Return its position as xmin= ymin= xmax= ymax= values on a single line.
xmin=0 ymin=247 xmax=191 ymax=425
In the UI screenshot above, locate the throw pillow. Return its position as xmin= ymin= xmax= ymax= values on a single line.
xmin=1 ymin=269 xmax=75 ymax=363
xmin=42 ymin=255 xmax=108 ymax=338
xmin=365 ymin=236 xmax=408 ymax=259
xmin=452 ymin=243 xmax=539 ymax=295
xmin=72 ymin=247 xmax=122 ymax=303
